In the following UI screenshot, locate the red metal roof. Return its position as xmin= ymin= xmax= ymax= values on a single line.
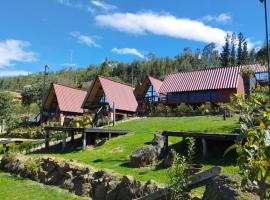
xmin=95 ymin=76 xmax=138 ymax=112
xmin=244 ymin=64 xmax=267 ymax=73
xmin=148 ymin=76 xmax=163 ymax=95
xmin=53 ymin=84 xmax=87 ymax=113
xmin=159 ymin=66 xmax=242 ymax=94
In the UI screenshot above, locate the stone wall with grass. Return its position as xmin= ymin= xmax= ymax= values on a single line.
xmin=0 ymin=154 xmax=161 ymax=200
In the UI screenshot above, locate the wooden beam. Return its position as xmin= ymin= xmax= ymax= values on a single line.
xmin=163 ymin=131 xmax=238 ymax=141
xmin=135 ymin=166 xmax=221 ymax=200
xmin=202 ymin=138 xmax=207 ymax=158
xmin=61 ymin=132 xmax=66 ymax=151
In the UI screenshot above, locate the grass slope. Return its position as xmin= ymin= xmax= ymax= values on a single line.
xmin=38 ymin=116 xmax=239 ymax=184
xmin=0 ymin=172 xmax=87 ymax=200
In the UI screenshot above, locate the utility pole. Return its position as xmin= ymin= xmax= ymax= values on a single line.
xmin=40 ymin=64 xmax=49 ymax=124
xmin=260 ymin=0 xmax=270 ymax=94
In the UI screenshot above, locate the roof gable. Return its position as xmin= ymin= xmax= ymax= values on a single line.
xmin=84 ymin=76 xmax=138 ymax=112
xmin=148 ymin=76 xmax=163 ymax=95
xmin=44 ymin=83 xmax=87 ymax=114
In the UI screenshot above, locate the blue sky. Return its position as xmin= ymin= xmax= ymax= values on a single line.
xmin=0 ymin=0 xmax=267 ymax=77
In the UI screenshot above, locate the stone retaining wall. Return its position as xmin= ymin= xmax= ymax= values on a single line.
xmin=0 ymin=154 xmax=161 ymax=200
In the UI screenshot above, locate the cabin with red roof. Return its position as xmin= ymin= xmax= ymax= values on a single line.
xmin=134 ymin=76 xmax=163 ymax=103
xmin=82 ymin=76 xmax=138 ymax=122
xmin=43 ymin=83 xmax=87 ymax=124
xmin=159 ymin=66 xmax=247 ymax=106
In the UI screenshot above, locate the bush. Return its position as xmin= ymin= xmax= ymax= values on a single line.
xmin=168 ymin=154 xmax=189 ymax=199
xmin=186 ymin=137 xmax=196 ymax=164
xmin=175 ymin=103 xmax=193 ymax=114
xmin=24 ymin=157 xmax=40 ymax=177
xmin=69 ymin=115 xmax=93 ymax=128
xmin=9 ymin=126 xmax=43 ymax=139
xmin=198 ymin=104 xmax=209 ymax=115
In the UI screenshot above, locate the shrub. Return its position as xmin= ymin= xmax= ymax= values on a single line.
xmin=9 ymin=126 xmax=43 ymax=139
xmin=186 ymin=137 xmax=196 ymax=164
xmin=168 ymin=154 xmax=189 ymax=199
xmin=198 ymin=104 xmax=209 ymax=115
xmin=24 ymin=157 xmax=40 ymax=177
xmin=17 ymin=141 xmax=34 ymax=153
xmin=69 ymin=115 xmax=93 ymax=128
xmin=225 ymin=92 xmax=270 ymax=200
xmin=175 ymin=103 xmax=193 ymax=114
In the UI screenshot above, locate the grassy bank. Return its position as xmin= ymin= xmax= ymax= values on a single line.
xmin=0 ymin=172 xmax=87 ymax=200
xmin=35 ymin=116 xmax=239 ymax=184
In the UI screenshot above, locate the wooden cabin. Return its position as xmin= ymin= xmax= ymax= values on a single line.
xmin=134 ymin=76 xmax=163 ymax=103
xmin=159 ymin=66 xmax=246 ymax=106
xmin=43 ymin=83 xmax=87 ymax=125
xmin=82 ymin=76 xmax=138 ymax=121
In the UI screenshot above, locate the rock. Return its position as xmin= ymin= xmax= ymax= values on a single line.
xmin=129 ymin=146 xmax=159 ymax=167
xmin=162 ymin=149 xmax=177 ymax=168
xmin=152 ymin=133 xmax=165 ymax=149
xmin=0 ymin=154 xmax=163 ymax=200
xmin=142 ymin=180 xmax=158 ymax=195
xmin=203 ymin=174 xmax=259 ymax=200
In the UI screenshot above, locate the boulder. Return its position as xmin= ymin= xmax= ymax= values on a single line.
xmin=129 ymin=146 xmax=159 ymax=167
xmin=162 ymin=149 xmax=177 ymax=168
xmin=152 ymin=133 xmax=165 ymax=148
xmin=203 ymin=174 xmax=259 ymax=200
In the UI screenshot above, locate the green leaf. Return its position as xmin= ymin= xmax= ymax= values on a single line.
xmin=224 ymin=144 xmax=238 ymax=157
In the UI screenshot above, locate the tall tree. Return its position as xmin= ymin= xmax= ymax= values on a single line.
xmin=237 ymin=32 xmax=245 ymax=65
xmin=249 ymin=49 xmax=256 ymax=64
xmin=220 ymin=34 xmax=231 ymax=67
xmin=0 ymin=92 xmax=13 ymax=128
xmin=230 ymin=33 xmax=237 ymax=66
xmin=243 ymin=41 xmax=249 ymax=64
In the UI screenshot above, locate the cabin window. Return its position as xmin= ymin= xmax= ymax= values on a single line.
xmin=99 ymin=93 xmax=108 ymax=104
xmin=144 ymin=84 xmax=159 ymax=102
xmin=167 ymin=90 xmax=220 ymax=103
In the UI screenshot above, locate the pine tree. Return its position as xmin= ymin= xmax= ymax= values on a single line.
xmin=243 ymin=41 xmax=249 ymax=64
xmin=237 ymin=32 xmax=245 ymax=65
xmin=230 ymin=33 xmax=236 ymax=66
xmin=249 ymin=49 xmax=256 ymax=64
xmin=220 ymin=34 xmax=231 ymax=67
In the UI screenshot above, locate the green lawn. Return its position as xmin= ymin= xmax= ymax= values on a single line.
xmin=0 ymin=172 xmax=87 ymax=200
xmin=35 ymin=116 xmax=239 ymax=185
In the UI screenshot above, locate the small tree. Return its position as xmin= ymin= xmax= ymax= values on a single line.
xmin=21 ymin=88 xmax=35 ymax=119
xmin=168 ymin=154 xmax=189 ymax=200
xmin=0 ymin=92 xmax=13 ymax=128
xmin=225 ymin=93 xmax=270 ymax=200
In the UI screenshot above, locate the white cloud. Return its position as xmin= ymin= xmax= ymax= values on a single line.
xmin=112 ymin=48 xmax=145 ymax=58
xmin=246 ymin=39 xmax=262 ymax=51
xmin=70 ymin=32 xmax=100 ymax=47
xmin=91 ymin=1 xmax=117 ymax=11
xmin=202 ymin=13 xmax=232 ymax=24
xmin=0 ymin=39 xmax=37 ymax=67
xmin=96 ymin=12 xmax=228 ymax=46
xmin=0 ymin=70 xmax=30 ymax=77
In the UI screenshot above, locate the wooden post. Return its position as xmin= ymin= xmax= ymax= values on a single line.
xmin=163 ymin=134 xmax=169 ymax=152
xmin=201 ymin=138 xmax=207 ymax=158
xmin=61 ymin=132 xmax=66 ymax=151
xmin=71 ymin=131 xmax=75 ymax=141
xmin=45 ymin=130 xmax=49 ymax=149
xmin=108 ymin=132 xmax=111 ymax=139
xmin=83 ymin=131 xmax=86 ymax=150
xmin=113 ymin=102 xmax=116 ymax=126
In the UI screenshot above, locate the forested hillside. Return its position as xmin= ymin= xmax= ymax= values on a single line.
xmin=0 ymin=32 xmax=268 ymax=92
